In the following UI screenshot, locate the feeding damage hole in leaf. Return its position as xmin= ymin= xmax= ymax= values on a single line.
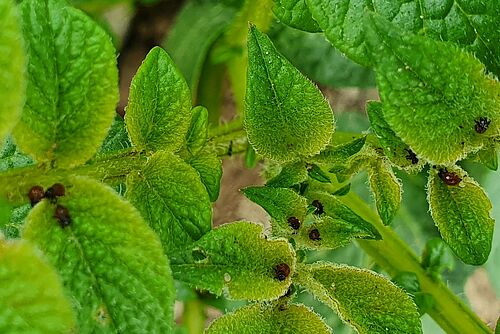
xmin=54 ymin=205 xmax=71 ymax=228
xmin=28 ymin=185 xmax=44 ymax=207
xmin=437 ymin=169 xmax=462 ymax=186
xmin=94 ymin=305 xmax=110 ymax=326
xmin=475 ymin=117 xmax=491 ymax=134
xmin=309 ymin=228 xmax=321 ymax=241
xmin=274 ymin=263 xmax=291 ymax=281
xmin=287 ymin=216 xmax=301 ymax=230
xmin=405 ymin=149 xmax=419 ymax=165
xmin=311 ymin=200 xmax=324 ymax=215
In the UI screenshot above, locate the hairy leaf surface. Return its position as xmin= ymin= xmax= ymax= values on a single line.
xmin=14 ymin=0 xmax=118 ymax=167
xmin=0 ymin=0 xmax=25 ymax=145
xmin=126 ymin=46 xmax=192 ymax=152
xmin=246 ymin=26 xmax=334 ymax=162
xmin=127 ymin=151 xmax=212 ymax=254
xmin=428 ymin=166 xmax=494 ymax=265
xmin=0 ymin=239 xmax=75 ymax=333
xmin=206 ymin=303 xmax=331 ymax=333
xmin=23 ymin=177 xmax=175 ymax=333
xmin=307 ymin=0 xmax=500 ymax=76
xmin=170 ymin=222 xmax=295 ymax=300
xmin=365 ymin=13 xmax=500 ymax=165
xmin=300 ymin=263 xmax=422 ymax=334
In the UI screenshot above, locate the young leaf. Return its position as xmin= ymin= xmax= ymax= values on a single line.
xmin=0 ymin=239 xmax=75 ymax=333
xmin=307 ymin=0 xmax=500 ymax=77
xmin=245 ymin=26 xmax=334 ymax=162
xmin=126 ymin=46 xmax=192 ymax=153
xmin=299 ymin=263 xmax=422 ymax=334
xmin=126 ymin=151 xmax=212 ymax=254
xmin=421 ymin=238 xmax=454 ymax=280
xmin=306 ymin=191 xmax=380 ymax=239
xmin=206 ymin=303 xmax=332 ymax=334
xmin=0 ymin=137 xmax=33 ymax=172
xmin=187 ymin=148 xmax=222 ymax=202
xmin=310 ymin=135 xmax=366 ymax=164
xmin=0 ymin=0 xmax=25 ymax=145
xmin=23 ymin=177 xmax=175 ymax=333
xmin=14 ymin=0 xmax=118 ymax=167
xmin=367 ymin=159 xmax=402 ymax=225
xmin=367 ymin=101 xmax=422 ymax=171
xmin=95 ymin=115 xmax=131 ymax=158
xmin=294 ymin=215 xmax=377 ymax=250
xmin=467 ymin=143 xmax=498 ymax=171
xmin=365 ymin=13 xmax=500 ymax=165
xmin=273 ymin=0 xmax=321 ymax=33
xmin=427 ymin=166 xmax=494 ymax=265
xmin=242 ymin=186 xmax=308 ymax=236
xmin=266 ymin=162 xmax=308 ymax=188
xmin=186 ymin=106 xmax=208 ymax=156
xmin=169 ymin=222 xmax=295 ymax=301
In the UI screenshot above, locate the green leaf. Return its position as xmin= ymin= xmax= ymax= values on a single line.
xmin=0 ymin=239 xmax=75 ymax=333
xmin=186 ymin=106 xmax=208 ymax=156
xmin=95 ymin=115 xmax=131 ymax=157
xmin=307 ymin=164 xmax=331 ymax=183
xmin=187 ymin=148 xmax=222 ymax=202
xmin=242 ymin=186 xmax=308 ymax=236
xmin=467 ymin=143 xmax=499 ymax=171
xmin=307 ymin=0 xmax=500 ymax=77
xmin=206 ymin=303 xmax=332 ymax=333
xmin=0 ymin=138 xmax=33 ymax=172
xmin=170 ymin=222 xmax=295 ymax=300
xmin=14 ymin=0 xmax=118 ymax=167
xmin=311 ymin=135 xmax=366 ymax=164
xmin=270 ymin=23 xmax=375 ymax=88
xmin=299 ymin=263 xmax=422 ymax=334
xmin=245 ymin=26 xmax=334 ymax=162
xmin=306 ymin=191 xmax=380 ymax=239
xmin=22 ymin=177 xmax=175 ymax=333
xmin=0 ymin=0 xmax=25 ymax=145
xmin=1 ymin=204 xmax=30 ymax=239
xmin=273 ymin=0 xmax=321 ymax=33
xmin=365 ymin=13 xmax=500 ymax=165
xmin=266 ymin=162 xmax=308 ymax=188
xmin=367 ymin=158 xmax=402 ymax=225
xmin=126 ymin=46 xmax=192 ymax=152
xmin=126 ymin=151 xmax=212 ymax=254
xmin=164 ymin=1 xmax=237 ymax=93
xmin=421 ymin=238 xmax=454 ymax=280
xmin=427 ymin=166 xmax=494 ymax=265
xmin=367 ymin=101 xmax=422 ymax=171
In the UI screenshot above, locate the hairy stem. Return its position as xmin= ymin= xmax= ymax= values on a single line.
xmin=183 ymin=299 xmax=207 ymax=334
xmin=343 ymin=193 xmax=493 ymax=334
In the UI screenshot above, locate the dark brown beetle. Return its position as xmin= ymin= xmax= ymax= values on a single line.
xmin=287 ymin=216 xmax=301 ymax=230
xmin=45 ymin=183 xmax=65 ymax=202
xmin=54 ymin=205 xmax=71 ymax=228
xmin=475 ymin=117 xmax=491 ymax=134
xmin=438 ymin=169 xmax=461 ymax=186
xmin=309 ymin=228 xmax=321 ymax=241
xmin=28 ymin=186 xmax=44 ymax=207
xmin=311 ymin=200 xmax=324 ymax=215
xmin=405 ymin=149 xmax=418 ymax=165
xmin=274 ymin=263 xmax=291 ymax=281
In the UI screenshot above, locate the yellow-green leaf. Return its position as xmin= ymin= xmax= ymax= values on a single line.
xmin=427 ymin=166 xmax=495 ymax=265
xmin=23 ymin=177 xmax=175 ymax=333
xmin=126 ymin=46 xmax=192 ymax=152
xmin=206 ymin=303 xmax=332 ymax=334
xmin=126 ymin=151 xmax=212 ymax=253
xmin=299 ymin=263 xmax=422 ymax=334
xmin=170 ymin=222 xmax=295 ymax=301
xmin=14 ymin=0 xmax=118 ymax=167
xmin=245 ymin=26 xmax=334 ymax=162
xmin=0 ymin=239 xmax=75 ymax=333
xmin=0 ymin=0 xmax=25 ymax=145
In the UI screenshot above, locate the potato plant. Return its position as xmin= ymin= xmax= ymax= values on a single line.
xmin=1 ymin=0 xmax=499 ymax=333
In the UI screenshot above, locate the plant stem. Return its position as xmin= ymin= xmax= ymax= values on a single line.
xmin=183 ymin=299 xmax=206 ymax=334
xmin=342 ymin=192 xmax=493 ymax=334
